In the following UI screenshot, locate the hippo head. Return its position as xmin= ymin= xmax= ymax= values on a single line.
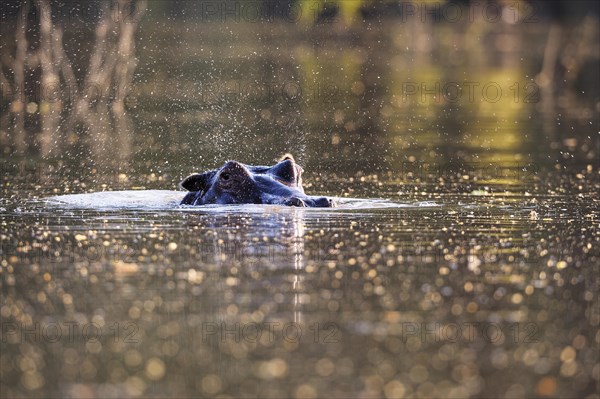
xmin=180 ymin=160 xmax=260 ymax=205
xmin=179 ymin=155 xmax=335 ymax=207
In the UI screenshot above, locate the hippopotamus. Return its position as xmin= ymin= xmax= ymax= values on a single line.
xmin=179 ymin=155 xmax=335 ymax=207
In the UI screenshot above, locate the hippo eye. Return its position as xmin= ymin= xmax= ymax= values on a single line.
xmin=221 ymin=172 xmax=230 ymax=181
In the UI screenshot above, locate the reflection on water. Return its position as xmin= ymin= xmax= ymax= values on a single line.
xmin=1 ymin=184 xmax=598 ymax=398
xmin=1 ymin=1 xmax=599 ymax=398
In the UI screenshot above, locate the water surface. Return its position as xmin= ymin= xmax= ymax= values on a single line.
xmin=1 ymin=5 xmax=599 ymax=399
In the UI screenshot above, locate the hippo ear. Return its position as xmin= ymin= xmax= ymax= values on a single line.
xmin=280 ymin=153 xmax=295 ymax=162
xmin=269 ymin=159 xmax=297 ymax=184
xmin=180 ymin=171 xmax=214 ymax=192
xmin=279 ymin=154 xmax=303 ymax=174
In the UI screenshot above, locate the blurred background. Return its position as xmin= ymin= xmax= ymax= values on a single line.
xmin=0 ymin=0 xmax=598 ymax=189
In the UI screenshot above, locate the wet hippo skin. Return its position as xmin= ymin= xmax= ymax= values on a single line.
xmin=179 ymin=155 xmax=335 ymax=207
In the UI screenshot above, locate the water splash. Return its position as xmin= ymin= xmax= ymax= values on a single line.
xmin=45 ymin=190 xmax=431 ymax=212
